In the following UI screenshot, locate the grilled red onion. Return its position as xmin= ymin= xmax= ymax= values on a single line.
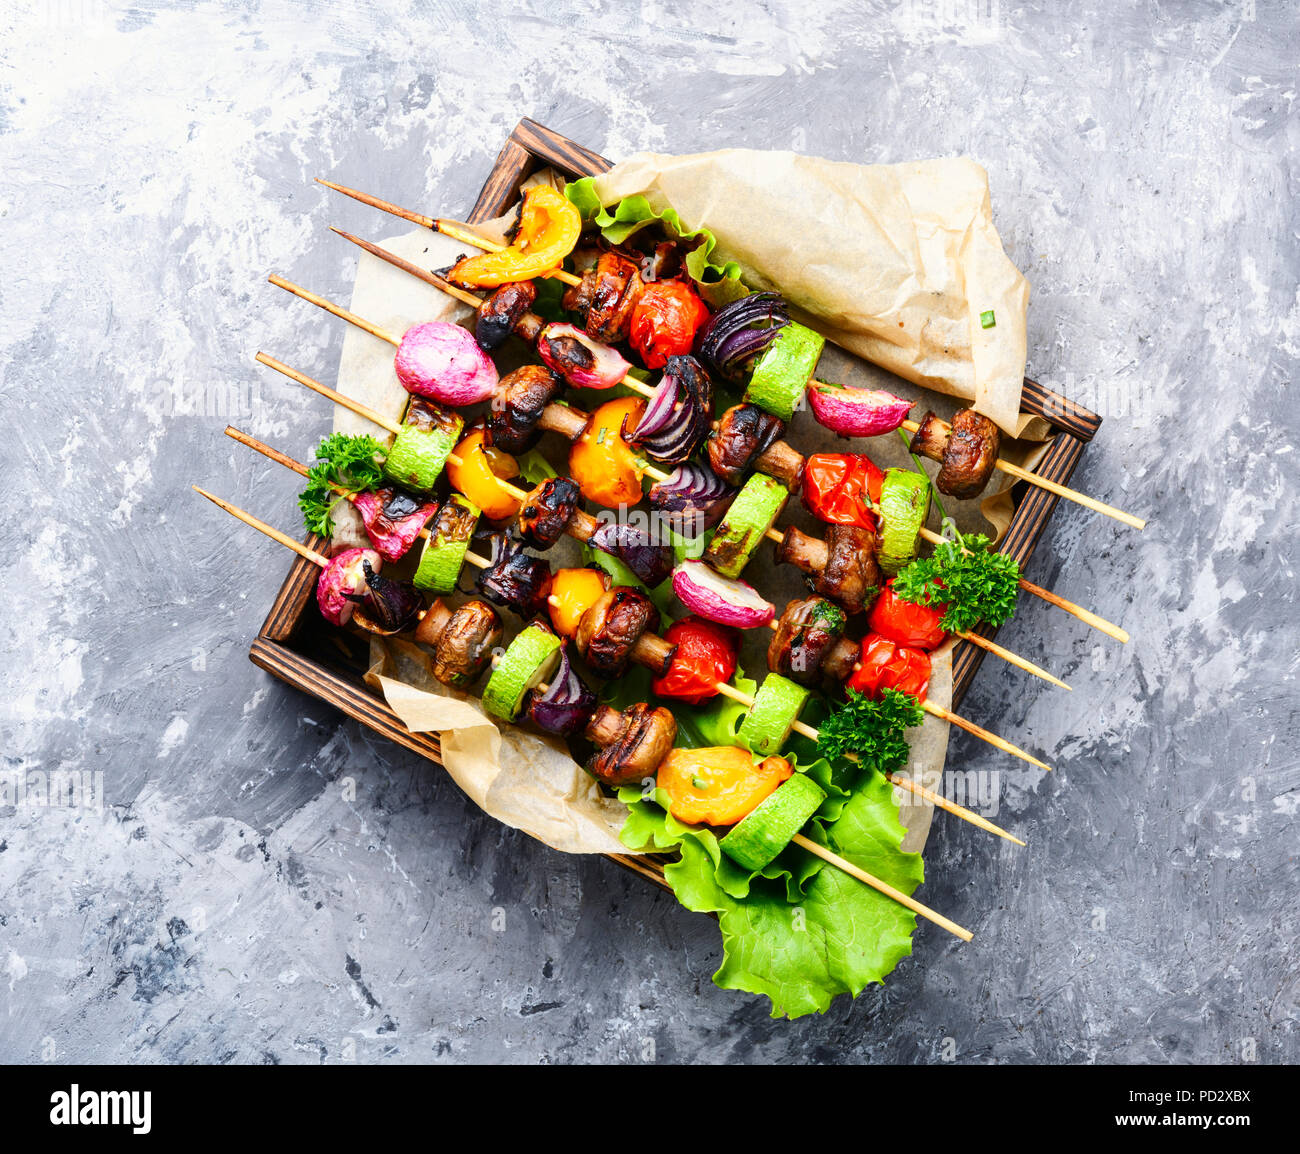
xmin=348 ymin=559 xmax=424 ymax=634
xmin=588 ymin=521 xmax=674 ymax=587
xmin=351 ymin=487 xmax=438 ymax=562
xmin=628 ymin=354 xmax=714 ymax=464
xmin=647 ymin=463 xmax=735 ymax=534
xmin=474 ymin=533 xmax=554 ymax=617
xmin=537 ymin=323 xmax=630 ymax=390
xmin=525 ymin=642 xmax=597 ymax=737
xmin=697 ymin=292 xmax=789 ymax=380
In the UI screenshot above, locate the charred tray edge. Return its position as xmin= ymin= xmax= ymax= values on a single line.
xmin=250 ymin=118 xmax=1103 ymax=892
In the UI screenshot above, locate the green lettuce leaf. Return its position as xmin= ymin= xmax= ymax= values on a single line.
xmin=619 ymin=766 xmax=923 ymax=1018
xmin=565 ymin=178 xmax=747 ymax=308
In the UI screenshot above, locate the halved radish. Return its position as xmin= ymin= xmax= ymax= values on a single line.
xmin=807 ymin=381 xmax=913 ymax=437
xmin=672 ymin=560 xmax=775 ymax=628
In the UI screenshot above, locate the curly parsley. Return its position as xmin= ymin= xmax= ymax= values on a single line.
xmin=893 ymin=531 xmax=1021 ymax=634
xmin=815 ymin=688 xmax=924 ymax=775
xmin=297 ymin=433 xmax=388 ymax=538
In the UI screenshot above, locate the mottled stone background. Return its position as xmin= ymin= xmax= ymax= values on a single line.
xmin=0 ymin=0 xmax=1295 ymax=1064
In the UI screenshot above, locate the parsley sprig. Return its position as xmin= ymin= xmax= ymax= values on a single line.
xmin=892 ymin=529 xmax=1021 ymax=634
xmin=815 ymin=688 xmax=924 ymax=775
xmin=297 ymin=432 xmax=388 ymax=538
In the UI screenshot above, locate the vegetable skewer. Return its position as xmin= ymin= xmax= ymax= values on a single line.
xmin=225 ymin=423 xmax=1023 ymax=846
xmin=265 ymin=274 xmax=1076 ymax=683
xmin=481 ymin=655 xmax=973 ymax=941
xmin=320 ymin=176 xmax=1142 ymax=529
xmin=259 ymin=352 xmax=1061 ymax=759
xmin=333 ymin=221 xmax=1127 ymax=644
xmin=194 ymin=480 xmax=979 ymax=935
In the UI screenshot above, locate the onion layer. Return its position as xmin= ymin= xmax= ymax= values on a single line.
xmin=647 ymin=463 xmax=735 ymax=535
xmin=588 ymin=521 xmax=675 ymax=588
xmin=526 ymin=643 xmax=597 ymax=736
xmin=697 ymin=293 xmax=790 ymax=380
xmin=629 ymin=355 xmax=714 ymax=465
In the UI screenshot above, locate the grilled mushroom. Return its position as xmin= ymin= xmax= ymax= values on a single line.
xmin=574 ymin=587 xmax=661 ymax=677
xmin=430 ymin=601 xmax=503 ymax=689
xmin=563 ymin=251 xmax=644 ymax=344
xmin=517 ymin=476 xmax=579 ymax=550
xmin=776 ymin=524 xmax=881 ymax=615
xmin=475 ymin=280 xmax=539 ymax=350
xmin=767 ymin=596 xmax=849 ymax=686
xmin=909 ymin=409 xmax=1001 ymax=500
xmin=584 ymin=702 xmax=678 ymax=787
xmin=484 ymin=364 xmax=563 ymax=453
xmin=937 ymin=409 xmax=1001 ymax=499
xmin=707 ymin=403 xmax=787 ymax=486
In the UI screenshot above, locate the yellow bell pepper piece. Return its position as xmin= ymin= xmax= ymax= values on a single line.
xmin=447 ymin=185 xmax=582 ymax=289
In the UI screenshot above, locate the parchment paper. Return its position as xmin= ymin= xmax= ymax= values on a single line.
xmin=592 ymin=150 xmax=1033 ymax=436
xmin=329 ymin=157 xmax=1038 ymax=857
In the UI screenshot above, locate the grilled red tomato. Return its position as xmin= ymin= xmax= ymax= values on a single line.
xmin=867 ymin=580 xmax=948 ymax=650
xmin=801 ymin=452 xmax=885 ymax=529
xmin=629 ymin=280 xmax=711 ymax=369
xmin=651 ymin=615 xmax=739 ymax=705
xmin=845 ymin=632 xmax=932 ymax=702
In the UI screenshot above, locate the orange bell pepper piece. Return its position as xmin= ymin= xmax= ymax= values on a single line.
xmin=656 ymin=747 xmax=794 ymax=827
xmin=568 ymin=396 xmax=647 ymax=508
xmin=447 ymin=185 xmax=582 ymax=289
xmin=446 ymin=428 xmax=520 ymax=520
xmin=547 ymin=568 xmax=610 ymax=637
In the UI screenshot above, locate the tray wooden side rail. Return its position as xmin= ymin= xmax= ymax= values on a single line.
xmin=250 ymin=119 xmax=1102 ymax=891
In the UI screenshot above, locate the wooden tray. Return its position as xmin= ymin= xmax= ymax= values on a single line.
xmin=250 ymin=118 xmax=1102 ymax=893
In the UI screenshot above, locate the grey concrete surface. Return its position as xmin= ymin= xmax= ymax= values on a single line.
xmin=0 ymin=0 xmax=1296 ymax=1064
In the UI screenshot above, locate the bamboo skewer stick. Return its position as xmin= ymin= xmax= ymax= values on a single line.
xmin=756 ymin=526 xmax=1069 ymax=690
xmin=899 ymin=417 xmax=1145 ymax=530
xmin=789 ymin=834 xmax=973 ymax=941
xmin=755 ymin=629 xmax=1052 ymax=772
xmin=329 ymin=228 xmax=1126 ymax=645
xmin=192 ymin=486 xmax=330 ymax=566
xmin=267 ymin=274 xmax=401 ymax=346
xmin=316 ymin=178 xmax=583 ymax=287
xmin=706 ymin=681 xmax=1024 ymax=843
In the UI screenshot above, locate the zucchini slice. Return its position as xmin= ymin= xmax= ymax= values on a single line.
xmin=702 ymin=473 xmax=788 ymax=579
xmin=383 ymin=408 xmax=464 ymax=492
xmin=720 ymin=773 xmax=827 ymax=872
xmin=482 ymin=621 xmax=562 ymax=721
xmin=876 ymin=468 xmax=930 ymax=576
xmin=745 ymin=322 xmax=825 ymax=420
xmin=413 ymin=494 xmax=481 ymax=595
xmin=739 ymin=674 xmax=810 ymax=755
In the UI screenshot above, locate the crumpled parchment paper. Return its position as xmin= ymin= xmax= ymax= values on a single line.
xmin=592 ymin=149 xmax=1033 ymax=436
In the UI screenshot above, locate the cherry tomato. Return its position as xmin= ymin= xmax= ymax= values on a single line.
xmin=629 ymin=280 xmax=711 ymax=369
xmin=801 ymin=452 xmax=885 ymax=529
xmin=846 ymin=633 xmax=932 ymax=702
xmin=652 ymin=616 xmax=739 ymax=705
xmin=867 ymin=580 xmax=948 ymax=650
